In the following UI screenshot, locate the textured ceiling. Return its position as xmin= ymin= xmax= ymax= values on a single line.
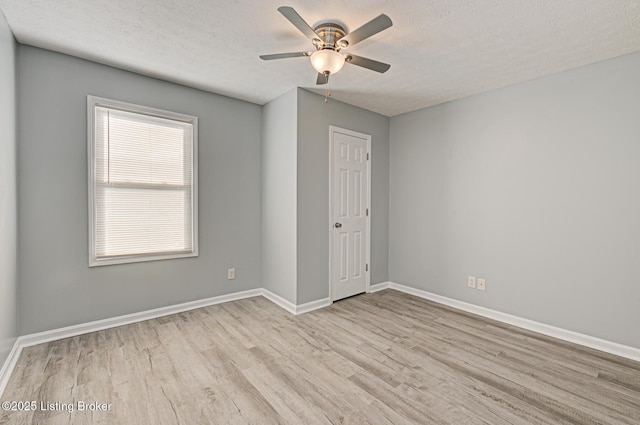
xmin=1 ymin=1 xmax=640 ymax=116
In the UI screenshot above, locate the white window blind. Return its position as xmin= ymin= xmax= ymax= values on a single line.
xmin=88 ymin=96 xmax=198 ymax=266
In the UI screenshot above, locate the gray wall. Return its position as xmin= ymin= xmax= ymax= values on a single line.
xmin=17 ymin=46 xmax=262 ymax=334
xmin=389 ymin=51 xmax=640 ymax=348
xmin=262 ymin=89 xmax=297 ymax=304
xmin=297 ymin=89 xmax=389 ymax=304
xmin=0 ymin=11 xmax=17 ymax=366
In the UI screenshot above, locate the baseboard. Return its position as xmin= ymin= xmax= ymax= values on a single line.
xmin=261 ymin=290 xmax=331 ymax=315
xmin=0 ymin=338 xmax=21 ymax=398
xmin=18 ymin=288 xmax=264 ymax=349
xmin=295 ymin=297 xmax=332 ymax=314
xmin=261 ymin=289 xmax=297 ymax=314
xmin=387 ymin=282 xmax=640 ymax=362
xmin=369 ymin=281 xmax=391 ymax=293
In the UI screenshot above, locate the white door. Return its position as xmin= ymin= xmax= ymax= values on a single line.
xmin=330 ymin=126 xmax=370 ymax=301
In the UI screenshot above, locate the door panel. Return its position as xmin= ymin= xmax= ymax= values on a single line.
xmin=331 ymin=128 xmax=370 ymax=301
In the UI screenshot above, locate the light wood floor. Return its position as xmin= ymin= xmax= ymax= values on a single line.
xmin=1 ymin=289 xmax=639 ymax=424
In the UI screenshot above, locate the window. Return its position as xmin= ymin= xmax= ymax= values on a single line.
xmin=88 ymin=96 xmax=198 ymax=266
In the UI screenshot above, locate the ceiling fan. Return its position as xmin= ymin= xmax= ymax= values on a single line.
xmin=260 ymin=6 xmax=392 ymax=85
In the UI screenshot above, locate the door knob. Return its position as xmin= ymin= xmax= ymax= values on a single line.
xmin=334 ymin=222 xmax=342 ymax=228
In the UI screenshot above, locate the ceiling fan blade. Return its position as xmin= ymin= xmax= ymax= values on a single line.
xmin=340 ymin=14 xmax=392 ymax=47
xmin=345 ymin=54 xmax=391 ymax=73
xmin=260 ymin=52 xmax=311 ymax=60
xmin=316 ymin=73 xmax=328 ymax=85
xmin=278 ymin=6 xmax=319 ymax=40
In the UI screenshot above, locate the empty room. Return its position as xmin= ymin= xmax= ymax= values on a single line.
xmin=1 ymin=1 xmax=639 ymax=424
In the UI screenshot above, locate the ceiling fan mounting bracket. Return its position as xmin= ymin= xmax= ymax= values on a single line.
xmin=312 ymin=23 xmax=347 ymax=50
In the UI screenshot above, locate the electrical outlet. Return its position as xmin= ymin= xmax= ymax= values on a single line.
xmin=227 ymin=268 xmax=235 ymax=280
xmin=468 ymin=276 xmax=476 ymax=288
xmin=477 ymin=278 xmax=486 ymax=291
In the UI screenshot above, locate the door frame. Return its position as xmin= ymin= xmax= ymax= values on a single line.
xmin=328 ymin=125 xmax=372 ymax=302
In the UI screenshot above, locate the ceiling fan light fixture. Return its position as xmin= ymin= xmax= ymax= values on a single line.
xmin=310 ymin=49 xmax=345 ymax=75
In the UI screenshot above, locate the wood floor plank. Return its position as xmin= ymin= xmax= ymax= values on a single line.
xmin=2 ymin=289 xmax=639 ymax=424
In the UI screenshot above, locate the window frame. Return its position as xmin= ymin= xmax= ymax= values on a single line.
xmin=87 ymin=95 xmax=198 ymax=267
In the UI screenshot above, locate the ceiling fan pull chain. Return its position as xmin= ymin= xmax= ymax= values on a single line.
xmin=325 ymin=75 xmax=332 ymax=104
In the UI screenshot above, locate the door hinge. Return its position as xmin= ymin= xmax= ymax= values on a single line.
xmin=366 ymin=264 xmax=369 ymax=272
xmin=366 ymin=208 xmax=369 ymax=216
xmin=366 ymin=152 xmax=369 ymax=160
